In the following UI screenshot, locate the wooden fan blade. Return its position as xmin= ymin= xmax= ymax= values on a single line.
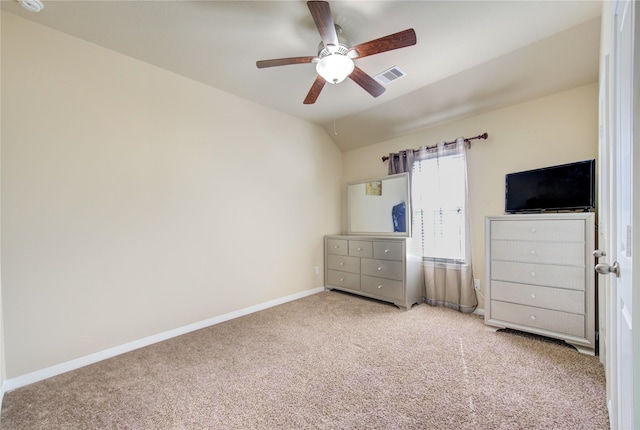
xmin=349 ymin=66 xmax=385 ymax=98
xmin=348 ymin=29 xmax=417 ymax=59
xmin=256 ymin=56 xmax=316 ymax=68
xmin=307 ymin=1 xmax=338 ymax=49
xmin=304 ymin=75 xmax=327 ymax=104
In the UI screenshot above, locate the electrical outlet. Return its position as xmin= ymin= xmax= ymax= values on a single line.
xmin=473 ymin=279 xmax=480 ymax=291
xmin=314 ymin=266 xmax=320 ymax=275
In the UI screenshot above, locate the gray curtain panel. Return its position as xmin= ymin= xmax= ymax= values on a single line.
xmin=387 ymin=149 xmax=415 ymax=175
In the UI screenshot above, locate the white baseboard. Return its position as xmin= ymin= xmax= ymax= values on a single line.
xmin=473 ymin=308 xmax=485 ymax=316
xmin=3 ymin=287 xmax=325 ymax=392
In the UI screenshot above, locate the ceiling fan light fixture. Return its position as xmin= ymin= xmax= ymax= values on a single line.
xmin=316 ymin=53 xmax=354 ymax=84
xmin=18 ymin=0 xmax=44 ymax=12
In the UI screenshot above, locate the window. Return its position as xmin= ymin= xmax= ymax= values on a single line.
xmin=410 ymin=150 xmax=467 ymax=261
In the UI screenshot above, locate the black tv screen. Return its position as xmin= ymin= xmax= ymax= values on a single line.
xmin=505 ymin=159 xmax=595 ymax=213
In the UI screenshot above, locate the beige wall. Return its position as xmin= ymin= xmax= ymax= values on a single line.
xmin=1 ymin=13 xmax=342 ymax=379
xmin=0 ymin=10 xmax=600 ymax=384
xmin=342 ymin=83 xmax=599 ymax=309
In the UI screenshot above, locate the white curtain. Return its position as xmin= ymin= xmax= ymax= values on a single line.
xmin=411 ymin=138 xmax=477 ymax=313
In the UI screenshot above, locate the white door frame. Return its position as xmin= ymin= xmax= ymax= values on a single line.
xmin=600 ymin=1 xmax=640 ymax=428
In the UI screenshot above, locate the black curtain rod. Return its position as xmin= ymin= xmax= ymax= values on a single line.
xmin=381 ymin=132 xmax=488 ymax=162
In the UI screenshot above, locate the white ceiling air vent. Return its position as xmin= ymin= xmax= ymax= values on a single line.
xmin=374 ymin=66 xmax=407 ymax=85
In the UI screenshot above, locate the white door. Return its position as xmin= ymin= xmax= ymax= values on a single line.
xmin=600 ymin=0 xmax=638 ymax=428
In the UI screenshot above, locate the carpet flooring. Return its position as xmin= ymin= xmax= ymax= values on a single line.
xmin=1 ymin=290 xmax=609 ymax=429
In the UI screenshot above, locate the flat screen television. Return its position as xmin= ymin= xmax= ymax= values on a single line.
xmin=505 ymin=159 xmax=596 ymax=213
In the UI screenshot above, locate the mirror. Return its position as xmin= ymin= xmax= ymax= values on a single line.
xmin=347 ymin=173 xmax=411 ymax=237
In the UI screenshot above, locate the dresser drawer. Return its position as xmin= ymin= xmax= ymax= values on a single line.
xmin=349 ymin=240 xmax=373 ymax=258
xmin=491 ymin=240 xmax=585 ymax=266
xmin=491 ymin=260 xmax=585 ymax=290
xmin=327 ymin=270 xmax=360 ymax=290
xmin=327 ymin=239 xmax=348 ymax=256
xmin=361 ymin=258 xmax=403 ymax=281
xmin=373 ymin=241 xmax=403 ymax=261
xmin=490 ymin=219 xmax=585 ymax=242
xmin=361 ymin=275 xmax=404 ymax=301
xmin=327 ymin=254 xmax=360 ymax=274
xmin=491 ymin=301 xmax=585 ymax=338
xmin=491 ymin=280 xmax=585 ymax=314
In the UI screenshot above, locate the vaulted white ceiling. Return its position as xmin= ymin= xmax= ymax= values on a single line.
xmin=1 ymin=0 xmax=602 ymax=151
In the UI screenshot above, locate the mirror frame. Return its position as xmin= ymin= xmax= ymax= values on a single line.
xmin=347 ymin=172 xmax=411 ymax=237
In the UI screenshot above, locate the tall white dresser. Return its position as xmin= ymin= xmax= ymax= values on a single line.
xmin=484 ymin=213 xmax=596 ymax=355
xmin=325 ymin=235 xmax=423 ymax=310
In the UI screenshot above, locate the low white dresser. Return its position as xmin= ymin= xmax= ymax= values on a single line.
xmin=484 ymin=213 xmax=596 ymax=355
xmin=324 ymin=235 xmax=423 ymax=310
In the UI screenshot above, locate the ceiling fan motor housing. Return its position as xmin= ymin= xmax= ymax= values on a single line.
xmin=316 ymin=24 xmax=351 ymax=54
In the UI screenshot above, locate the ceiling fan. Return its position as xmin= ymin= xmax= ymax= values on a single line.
xmin=256 ymin=1 xmax=417 ymax=104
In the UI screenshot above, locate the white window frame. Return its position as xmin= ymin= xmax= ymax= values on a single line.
xmin=410 ymin=151 xmax=468 ymax=262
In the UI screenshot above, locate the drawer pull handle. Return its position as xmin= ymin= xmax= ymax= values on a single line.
xmin=357 ymin=247 xmax=362 ymax=251
xmin=384 ymin=249 xmax=390 ymax=253
xmin=340 ymin=278 xmax=345 ymax=282
xmin=334 ymin=245 xmax=340 ymax=249
xmin=530 ymin=293 xmax=536 ymax=299
xmin=530 ymin=315 xmax=536 ymax=321
xmin=530 ymin=271 xmax=536 ymax=277
xmin=377 ymin=285 xmax=382 ymax=289
xmin=531 ymin=228 xmax=537 ymax=233
xmin=339 ymin=262 xmax=344 ymax=266
xmin=530 ymin=249 xmax=536 ymax=255
xmin=377 ymin=267 xmax=383 ymax=271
